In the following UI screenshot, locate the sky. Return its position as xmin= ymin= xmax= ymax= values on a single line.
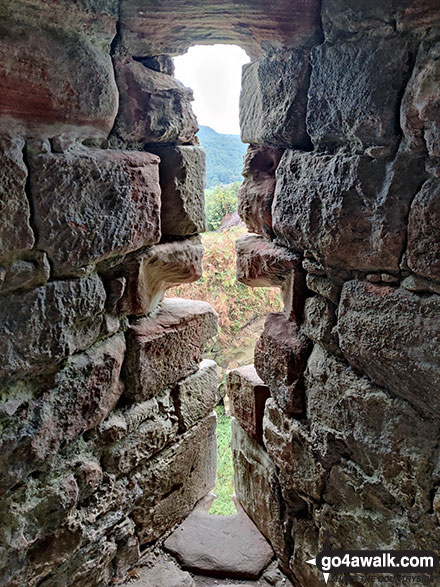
xmin=173 ymin=44 xmax=250 ymax=135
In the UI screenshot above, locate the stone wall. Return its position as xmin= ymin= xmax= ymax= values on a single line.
xmin=0 ymin=0 xmax=439 ymax=586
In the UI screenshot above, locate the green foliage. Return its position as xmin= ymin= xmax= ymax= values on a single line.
xmin=210 ymin=405 xmax=236 ymax=516
xmin=198 ymin=125 xmax=247 ymax=188
xmin=205 ymin=182 xmax=241 ymax=231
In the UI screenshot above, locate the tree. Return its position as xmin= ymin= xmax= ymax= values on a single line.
xmin=205 ymin=182 xmax=241 ymax=231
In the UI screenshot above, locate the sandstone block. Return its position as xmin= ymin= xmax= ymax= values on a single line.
xmin=236 ymin=234 xmax=300 ymax=288
xmin=30 ymin=149 xmax=161 ymax=275
xmin=289 ymin=520 xmax=322 ymax=587
xmin=118 ymin=237 xmax=204 ymax=315
xmin=337 ymin=280 xmax=440 ymax=418
xmin=150 ymin=145 xmax=206 ymax=236
xmin=129 ymin=557 xmax=195 ymax=587
xmin=0 ymin=254 xmax=50 ymax=295
xmin=321 ymin=0 xmax=440 ymax=40
xmin=0 ymin=137 xmax=34 ymax=259
xmin=0 ymin=0 xmax=118 ymax=137
xmin=263 ymin=399 xmax=327 ymax=502
xmin=227 ymin=365 xmax=270 ymax=444
xmin=401 ymin=38 xmax=440 ymax=158
xmin=119 ymin=0 xmax=322 ymax=58
xmin=272 ymin=150 xmax=425 ymax=272
xmin=237 ymin=145 xmax=283 ymax=239
xmin=254 ymin=313 xmax=311 ymax=415
xmin=0 ymin=275 xmax=106 ymax=380
xmin=174 ymin=359 xmax=218 ymax=431
xmin=305 ymin=273 xmax=340 ymax=304
xmin=231 ymin=418 xmax=290 ymax=569
xmin=0 ymin=333 xmax=125 ymax=492
xmin=124 ymin=298 xmax=218 ymax=402
xmin=301 ymin=296 xmax=338 ymax=352
xmin=240 ymin=49 xmax=311 ymax=149
xmin=132 ymin=413 xmax=217 ymax=544
xmin=113 ymin=57 xmax=198 ymax=145
xmin=406 ymin=178 xmax=440 ymax=281
xmin=307 ymin=38 xmax=412 ymax=150
xmin=101 ymin=389 xmax=178 ymax=474
xmin=163 ymin=504 xmax=274 ymax=579
xmin=305 ymin=345 xmax=437 ymax=512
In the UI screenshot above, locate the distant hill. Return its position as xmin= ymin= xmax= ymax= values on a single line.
xmin=198 ymin=125 xmax=247 ymax=189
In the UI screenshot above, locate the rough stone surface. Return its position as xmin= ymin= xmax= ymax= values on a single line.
xmin=301 ymin=296 xmax=338 ymax=352
xmin=0 ymin=254 xmax=50 ymax=295
xmin=101 ymin=389 xmax=178 ymax=475
xmin=113 ymin=57 xmax=198 ymax=146
xmin=263 ymin=399 xmax=328 ymax=504
xmin=272 ymin=150 xmax=426 ymax=272
xmin=119 ymin=0 xmax=322 ymax=58
xmin=305 ymin=345 xmax=437 ymax=512
xmin=305 ymin=273 xmax=340 ymax=304
xmin=124 ymin=298 xmax=218 ymax=402
xmin=174 ymin=359 xmax=218 ymax=431
xmin=0 ymin=0 xmax=118 ymax=137
xmin=231 ymin=419 xmax=290 ymax=570
xmin=127 ymin=556 xmax=195 ymax=586
xmin=406 ymin=178 xmax=440 ymax=281
xmin=132 ymin=413 xmax=217 ymax=544
xmin=117 ymin=237 xmax=204 ymax=315
xmin=401 ymin=37 xmax=440 ymax=158
xmin=254 ymin=313 xmax=311 ymax=415
xmin=0 ymin=137 xmax=34 ymax=259
xmin=237 ymin=145 xmax=283 ymax=239
xmin=338 ymin=280 xmax=440 ymax=418
xmin=236 ymin=234 xmax=301 ymax=288
xmin=240 ymin=50 xmax=311 ymax=149
xmin=321 ymin=0 xmax=440 ymax=40
xmin=227 ymin=365 xmax=270 ymax=444
xmin=150 ymin=145 xmax=206 ymax=236
xmin=30 ymin=149 xmax=161 ymax=275
xmin=0 ymin=275 xmax=106 ymax=380
xmin=0 ymin=334 xmax=126 ymax=493
xmin=164 ymin=505 xmax=273 ymax=579
xmin=307 ymin=38 xmax=413 ymax=150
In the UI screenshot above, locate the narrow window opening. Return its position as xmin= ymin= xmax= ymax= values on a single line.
xmin=168 ymin=45 xmax=282 ymax=517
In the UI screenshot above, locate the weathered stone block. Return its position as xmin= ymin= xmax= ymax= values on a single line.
xmin=401 ymin=38 xmax=440 ymax=158
xmin=0 ymin=0 xmax=118 ymax=137
xmin=254 ymin=313 xmax=311 ymax=415
xmin=305 ymin=273 xmax=340 ymax=304
xmin=338 ymin=280 xmax=440 ymax=418
xmin=0 ymin=254 xmax=50 ymax=295
xmin=30 ymin=149 xmax=161 ymax=275
xmin=227 ymin=365 xmax=270 ymax=444
xmin=119 ymin=0 xmax=322 ymax=58
xmin=231 ymin=418 xmax=290 ymax=570
xmin=113 ymin=57 xmax=198 ymax=145
xmin=322 ymin=0 xmax=440 ymax=40
xmin=0 ymin=333 xmax=125 ymax=492
xmin=236 ymin=234 xmax=300 ymax=287
xmin=174 ymin=359 xmax=218 ymax=431
xmin=0 ymin=137 xmax=34 ymax=259
xmin=124 ymin=298 xmax=218 ymax=402
xmin=301 ymin=296 xmax=338 ymax=352
xmin=307 ymin=38 xmax=412 ymax=150
xmin=240 ymin=49 xmax=311 ymax=149
xmin=272 ymin=150 xmax=426 ymax=272
xmin=101 ymin=389 xmax=178 ymax=474
xmin=263 ymin=399 xmax=327 ymax=502
xmin=118 ymin=237 xmax=204 ymax=316
xmin=305 ymin=345 xmax=437 ymax=512
xmin=289 ymin=520 xmax=321 ymax=587
xmin=132 ymin=412 xmax=217 ymax=544
xmin=406 ymin=178 xmax=440 ymax=281
xmin=0 ymin=275 xmax=106 ymax=380
xmin=238 ymin=145 xmax=283 ymax=239
xmin=149 ymin=145 xmax=206 ymax=236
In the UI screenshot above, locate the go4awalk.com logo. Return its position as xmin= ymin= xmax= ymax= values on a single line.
xmin=307 ymin=543 xmax=439 ymax=584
